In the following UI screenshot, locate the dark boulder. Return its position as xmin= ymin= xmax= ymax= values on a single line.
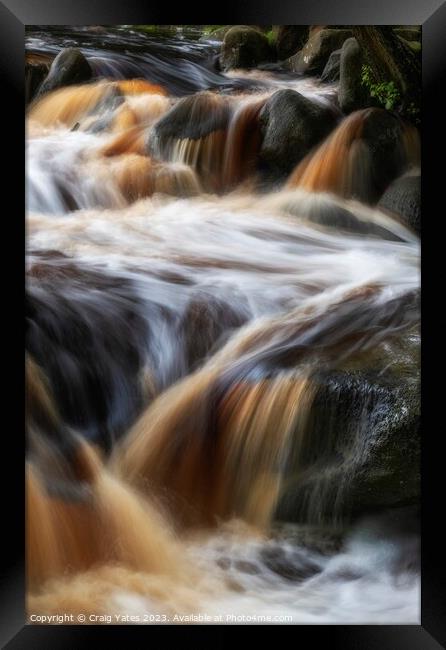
xmin=320 ymin=49 xmax=341 ymax=83
xmin=287 ymin=28 xmax=352 ymax=75
xmin=378 ymin=174 xmax=421 ymax=234
xmin=26 ymin=254 xmax=149 ymax=450
xmin=361 ymin=109 xmax=412 ymax=202
xmin=38 ymin=48 xmax=93 ymax=97
xmin=338 ymin=37 xmax=366 ymax=114
xmin=147 ymin=91 xmax=231 ymax=158
xmin=276 ymin=329 xmax=420 ymax=524
xmin=151 ymin=92 xmax=229 ymax=142
xmin=259 ymin=544 xmax=322 ymax=582
xmin=275 ymin=26 xmax=309 ymax=60
xmin=220 ymin=26 xmax=273 ymax=71
xmin=259 ymin=89 xmax=338 ymax=179
xmin=181 ymin=292 xmax=249 ymax=371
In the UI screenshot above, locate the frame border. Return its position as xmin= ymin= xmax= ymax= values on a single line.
xmin=4 ymin=1 xmax=444 ymax=646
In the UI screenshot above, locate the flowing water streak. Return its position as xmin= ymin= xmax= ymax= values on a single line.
xmin=165 ymin=94 xmax=268 ymax=192
xmin=222 ymin=97 xmax=266 ymax=190
xmin=27 ymin=440 xmax=192 ymax=589
xmin=28 ymin=82 xmax=118 ymax=129
xmin=26 ymin=192 xmax=419 ymax=389
xmin=27 ymin=111 xmax=202 ymax=213
xmin=27 ymin=74 xmax=340 ymax=213
xmin=26 ymin=212 xmax=420 ymax=619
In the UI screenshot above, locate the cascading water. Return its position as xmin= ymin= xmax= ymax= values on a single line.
xmin=26 ymin=25 xmax=420 ymax=624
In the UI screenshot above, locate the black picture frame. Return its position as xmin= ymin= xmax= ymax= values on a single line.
xmin=3 ymin=0 xmax=445 ymax=646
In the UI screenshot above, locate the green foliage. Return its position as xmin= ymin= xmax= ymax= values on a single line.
xmin=265 ymin=30 xmax=277 ymax=47
xmin=360 ymin=64 xmax=401 ymax=110
xmin=360 ymin=64 xmax=420 ymax=125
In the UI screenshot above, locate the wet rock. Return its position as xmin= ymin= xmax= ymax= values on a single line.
xmin=26 ymin=257 xmax=149 ymax=449
xmin=148 ymin=91 xmax=230 ymax=155
xmin=360 ymin=109 xmax=412 ymax=202
xmin=338 ymin=38 xmax=366 ymax=114
xmin=273 ymin=525 xmax=344 ymax=556
xmin=276 ymin=330 xmax=420 ymax=524
xmin=220 ymin=26 xmax=273 ymax=71
xmin=260 ymin=545 xmax=322 ymax=582
xmin=320 ymin=49 xmax=341 ymax=83
xmin=181 ymin=292 xmax=249 ymax=370
xmin=38 ymin=48 xmax=93 ymax=97
xmin=378 ymin=174 xmax=421 ymax=234
xmin=234 ymin=560 xmax=261 ymax=575
xmin=287 ymin=28 xmax=352 ymax=75
xmin=259 ymin=89 xmax=338 ymax=179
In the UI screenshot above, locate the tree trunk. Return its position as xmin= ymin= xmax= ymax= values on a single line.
xmin=352 ymin=27 xmax=420 ymax=104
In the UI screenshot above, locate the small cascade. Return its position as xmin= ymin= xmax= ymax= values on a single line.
xmin=287 ymin=108 xmax=420 ymax=204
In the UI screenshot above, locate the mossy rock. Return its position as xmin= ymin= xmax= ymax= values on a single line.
xmin=37 ymin=48 xmax=93 ymax=97
xmin=220 ymin=26 xmax=274 ymax=71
